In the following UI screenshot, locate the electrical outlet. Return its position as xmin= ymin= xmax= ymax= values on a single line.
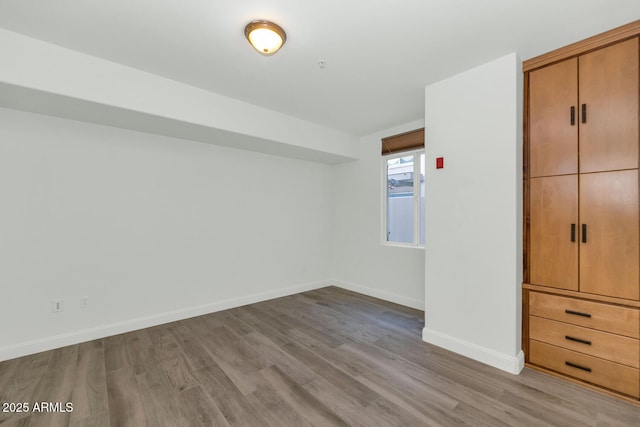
xmin=52 ymin=299 xmax=63 ymax=313
xmin=81 ymin=296 xmax=88 ymax=309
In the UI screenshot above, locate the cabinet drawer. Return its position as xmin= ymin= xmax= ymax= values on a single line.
xmin=530 ymin=340 xmax=640 ymax=397
xmin=529 ymin=292 xmax=639 ymax=338
xmin=530 ymin=316 xmax=639 ymax=367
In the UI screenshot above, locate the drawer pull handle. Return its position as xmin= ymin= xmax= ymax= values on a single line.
xmin=565 ymin=309 xmax=591 ymax=318
xmin=565 ymin=335 xmax=592 ymax=345
xmin=565 ymin=361 xmax=591 ymax=372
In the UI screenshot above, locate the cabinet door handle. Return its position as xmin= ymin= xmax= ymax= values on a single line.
xmin=570 ymin=224 xmax=576 ymax=242
xmin=581 ymin=224 xmax=587 ymax=243
xmin=565 ymin=361 xmax=592 ymax=372
xmin=565 ymin=335 xmax=592 ymax=345
xmin=570 ymin=106 xmax=575 ymax=125
xmin=581 ymin=103 xmax=587 ymax=123
xmin=565 ymin=309 xmax=592 ymax=318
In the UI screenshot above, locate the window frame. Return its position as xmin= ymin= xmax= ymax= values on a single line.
xmin=381 ymin=148 xmax=425 ymax=248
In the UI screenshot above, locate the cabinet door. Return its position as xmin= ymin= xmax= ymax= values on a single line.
xmin=579 ymin=37 xmax=639 ymax=173
xmin=529 ymin=58 xmax=578 ymax=177
xmin=580 ymin=170 xmax=639 ymax=300
xmin=530 ymin=175 xmax=578 ymax=290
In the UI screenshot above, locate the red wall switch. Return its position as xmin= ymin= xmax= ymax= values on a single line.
xmin=436 ymin=157 xmax=444 ymax=169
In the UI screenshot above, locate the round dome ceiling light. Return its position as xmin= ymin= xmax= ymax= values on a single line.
xmin=244 ymin=20 xmax=287 ymax=56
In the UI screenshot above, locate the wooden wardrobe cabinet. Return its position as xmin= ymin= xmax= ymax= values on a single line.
xmin=523 ymin=21 xmax=640 ymax=401
xmin=529 ymin=37 xmax=639 ymax=177
xmin=530 ymin=171 xmax=639 ymax=299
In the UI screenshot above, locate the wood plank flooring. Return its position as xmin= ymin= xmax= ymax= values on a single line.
xmin=1 ymin=286 xmax=638 ymax=426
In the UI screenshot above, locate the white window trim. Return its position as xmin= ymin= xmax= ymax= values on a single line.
xmin=381 ymin=148 xmax=425 ymax=248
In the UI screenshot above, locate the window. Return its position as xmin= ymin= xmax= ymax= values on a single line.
xmin=384 ymin=150 xmax=425 ymax=246
xmin=381 ymin=128 xmax=425 ymax=247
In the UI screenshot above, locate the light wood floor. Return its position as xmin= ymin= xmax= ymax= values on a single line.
xmin=1 ymin=286 xmax=638 ymax=426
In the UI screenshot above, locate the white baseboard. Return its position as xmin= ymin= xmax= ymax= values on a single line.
xmin=332 ymin=279 xmax=425 ymax=310
xmin=422 ymin=327 xmax=524 ymax=375
xmin=0 ymin=280 xmax=330 ymax=362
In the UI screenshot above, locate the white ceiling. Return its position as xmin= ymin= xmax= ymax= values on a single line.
xmin=0 ymin=0 xmax=638 ymax=136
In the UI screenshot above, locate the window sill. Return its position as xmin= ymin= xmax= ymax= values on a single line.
xmin=382 ymin=242 xmax=425 ymax=250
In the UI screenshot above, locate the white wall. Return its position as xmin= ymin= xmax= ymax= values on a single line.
xmin=0 ymin=46 xmax=525 ymax=367
xmin=0 ymin=28 xmax=358 ymax=163
xmin=422 ymin=53 xmax=523 ymax=374
xmin=0 ymin=107 xmax=334 ymax=361
xmin=331 ymin=120 xmax=426 ymax=310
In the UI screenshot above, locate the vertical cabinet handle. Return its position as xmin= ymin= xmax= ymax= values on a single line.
xmin=581 ymin=224 xmax=587 ymax=243
xmin=581 ymin=104 xmax=587 ymax=123
xmin=570 ymin=106 xmax=575 ymax=125
xmin=570 ymin=224 xmax=576 ymax=242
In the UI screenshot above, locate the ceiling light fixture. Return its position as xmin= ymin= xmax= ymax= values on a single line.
xmin=244 ymin=20 xmax=287 ymax=56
